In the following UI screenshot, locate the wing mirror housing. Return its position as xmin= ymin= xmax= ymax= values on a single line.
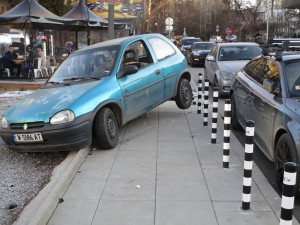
xmin=206 ymin=55 xmax=215 ymax=62
xmin=117 ymin=65 xmax=138 ymax=79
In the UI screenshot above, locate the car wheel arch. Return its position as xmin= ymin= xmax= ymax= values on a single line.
xmin=175 ymin=72 xmax=191 ymax=94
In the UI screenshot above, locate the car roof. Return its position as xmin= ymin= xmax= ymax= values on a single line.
xmin=75 ymin=33 xmax=167 ymax=53
xmin=218 ymin=42 xmax=259 ymax=47
xmin=282 ymin=53 xmax=300 ymax=61
xmin=193 ymin=41 xmax=214 ymax=44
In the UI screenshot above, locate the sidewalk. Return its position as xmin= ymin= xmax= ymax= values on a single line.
xmin=15 ymin=100 xmax=300 ymax=225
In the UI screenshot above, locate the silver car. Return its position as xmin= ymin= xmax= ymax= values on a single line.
xmin=204 ymin=42 xmax=262 ymax=96
xmin=230 ymin=52 xmax=300 ymax=192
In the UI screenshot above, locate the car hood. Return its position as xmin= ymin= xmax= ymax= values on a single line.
xmin=5 ymin=81 xmax=100 ymax=123
xmin=285 ymin=98 xmax=300 ymax=117
xmin=218 ymin=60 xmax=249 ymax=74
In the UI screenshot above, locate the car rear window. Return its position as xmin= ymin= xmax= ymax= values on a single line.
xmin=219 ymin=46 xmax=262 ymax=61
xmin=182 ymin=38 xmax=201 ymax=45
xmin=148 ymin=37 xmax=176 ymax=61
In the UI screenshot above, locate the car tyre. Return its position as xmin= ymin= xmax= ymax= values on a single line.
xmin=93 ymin=108 xmax=119 ymax=149
xmin=175 ymin=78 xmax=192 ymax=109
xmin=275 ymin=133 xmax=299 ymax=194
xmin=230 ymin=93 xmax=242 ymax=130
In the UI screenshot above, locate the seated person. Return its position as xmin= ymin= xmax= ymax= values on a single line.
xmin=90 ymin=55 xmax=111 ymax=77
xmin=3 ymin=45 xmax=22 ymax=77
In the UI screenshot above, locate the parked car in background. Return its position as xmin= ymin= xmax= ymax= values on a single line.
xmin=0 ymin=34 xmax=193 ymax=152
xmin=180 ymin=37 xmax=202 ymax=57
xmin=230 ymin=51 xmax=300 ymax=192
xmin=186 ymin=41 xmax=216 ymax=67
xmin=204 ymin=42 xmax=262 ymax=96
xmin=209 ymin=36 xmax=223 ymax=43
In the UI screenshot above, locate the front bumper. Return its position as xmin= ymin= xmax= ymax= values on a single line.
xmin=191 ymin=56 xmax=206 ymax=65
xmin=0 ymin=112 xmax=93 ymax=152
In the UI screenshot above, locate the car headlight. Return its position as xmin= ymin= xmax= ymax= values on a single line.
xmin=220 ymin=71 xmax=233 ymax=80
xmin=1 ymin=116 xmax=8 ymax=128
xmin=50 ymin=110 xmax=75 ymax=125
xmin=193 ymin=51 xmax=199 ymax=56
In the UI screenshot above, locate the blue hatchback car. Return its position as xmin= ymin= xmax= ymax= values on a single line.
xmin=0 ymin=34 xmax=192 ymax=152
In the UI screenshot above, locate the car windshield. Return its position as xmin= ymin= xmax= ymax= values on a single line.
xmin=194 ymin=43 xmax=215 ymax=50
xmin=218 ymin=46 xmax=262 ymax=61
xmin=284 ymin=60 xmax=300 ymax=98
xmin=48 ymin=45 xmax=119 ymax=84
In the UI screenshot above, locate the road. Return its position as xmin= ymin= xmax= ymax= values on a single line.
xmin=187 ymin=65 xmax=300 ymax=222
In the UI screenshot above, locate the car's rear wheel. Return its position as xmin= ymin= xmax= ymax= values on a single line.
xmin=230 ymin=93 xmax=242 ymax=130
xmin=93 ymin=108 xmax=119 ymax=149
xmin=175 ymin=78 xmax=192 ymax=109
xmin=275 ymin=133 xmax=299 ymax=194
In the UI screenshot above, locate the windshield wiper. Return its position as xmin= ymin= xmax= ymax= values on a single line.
xmin=46 ymin=81 xmax=70 ymax=86
xmin=63 ymin=77 xmax=86 ymax=81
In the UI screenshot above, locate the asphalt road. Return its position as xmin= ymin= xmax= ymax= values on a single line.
xmin=187 ymin=65 xmax=300 ymax=222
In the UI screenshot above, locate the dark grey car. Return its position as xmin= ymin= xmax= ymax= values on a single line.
xmin=230 ymin=53 xmax=300 ymax=192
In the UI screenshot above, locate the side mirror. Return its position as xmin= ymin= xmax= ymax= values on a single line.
xmin=263 ymin=78 xmax=274 ymax=93
xmin=206 ymin=55 xmax=215 ymax=62
xmin=117 ymin=64 xmax=138 ymax=79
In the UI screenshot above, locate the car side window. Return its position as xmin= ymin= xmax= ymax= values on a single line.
xmin=122 ymin=40 xmax=153 ymax=69
xmin=148 ymin=37 xmax=176 ymax=61
xmin=210 ymin=45 xmax=217 ymax=57
xmin=244 ymin=58 xmax=267 ymax=85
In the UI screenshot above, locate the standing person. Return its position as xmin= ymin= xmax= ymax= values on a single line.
xmin=22 ymin=45 xmax=36 ymax=77
xmin=254 ymin=33 xmax=266 ymax=45
xmin=35 ymin=45 xmax=47 ymax=70
xmin=18 ymin=38 xmax=25 ymax=56
xmin=3 ymin=45 xmax=22 ymax=77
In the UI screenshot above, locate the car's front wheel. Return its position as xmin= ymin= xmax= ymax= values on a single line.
xmin=275 ymin=133 xmax=299 ymax=193
xmin=175 ymin=78 xmax=192 ymax=109
xmin=93 ymin=108 xmax=119 ymax=149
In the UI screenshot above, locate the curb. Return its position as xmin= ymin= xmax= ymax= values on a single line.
xmin=13 ymin=147 xmax=90 ymax=225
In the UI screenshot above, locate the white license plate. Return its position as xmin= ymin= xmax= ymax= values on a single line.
xmin=13 ymin=133 xmax=43 ymax=143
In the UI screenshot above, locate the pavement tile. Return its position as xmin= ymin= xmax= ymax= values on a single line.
xmin=62 ymin=178 xmax=106 ymax=200
xmin=157 ymin=164 xmax=204 ymax=180
xmin=197 ymin=149 xmax=242 ymax=165
xmin=156 ymin=200 xmax=218 ymax=225
xmin=202 ymin=164 xmax=244 ymax=181
xmin=102 ymin=179 xmax=155 ymax=200
xmin=75 ymin=161 xmax=113 ymax=180
xmin=156 ymin=180 xmax=210 ymax=201
xmin=158 ymin=140 xmax=196 ymax=152
xmin=157 ymin=150 xmax=200 ymax=165
xmin=215 ymin=211 xmax=279 ymax=225
xmin=114 ymin=150 xmax=157 ymax=164
xmin=109 ymin=163 xmax=156 ymax=180
xmin=92 ymin=200 xmax=155 ymax=225
xmin=212 ymin=201 xmax=273 ymax=212
xmin=207 ymin=180 xmax=265 ymax=202
xmin=47 ymin=198 xmax=98 ymax=225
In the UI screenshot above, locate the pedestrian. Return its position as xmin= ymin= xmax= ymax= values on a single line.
xmin=3 ymin=45 xmax=22 ymax=77
xmin=254 ymin=33 xmax=266 ymax=45
xmin=18 ymin=37 xmax=25 ymax=56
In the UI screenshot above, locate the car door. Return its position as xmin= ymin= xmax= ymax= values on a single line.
xmin=117 ymin=40 xmax=164 ymax=121
xmin=248 ymin=59 xmax=279 ymax=156
xmin=205 ymin=45 xmax=218 ymax=83
xmin=147 ymin=37 xmax=179 ymax=100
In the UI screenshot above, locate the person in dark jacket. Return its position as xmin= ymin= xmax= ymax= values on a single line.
xmin=22 ymin=45 xmax=36 ymax=77
xmin=254 ymin=33 xmax=266 ymax=45
xmin=3 ymin=45 xmax=22 ymax=77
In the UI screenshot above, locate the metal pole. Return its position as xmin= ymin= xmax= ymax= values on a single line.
xmin=211 ymin=87 xmax=219 ymax=144
xmin=108 ymin=3 xmax=115 ymax=40
xmin=280 ymin=162 xmax=297 ymax=225
xmin=223 ymin=99 xmax=231 ymax=168
xmin=197 ymin=73 xmax=202 ymax=114
xmin=242 ymin=120 xmax=255 ymax=211
xmin=203 ymin=79 xmax=209 ymax=126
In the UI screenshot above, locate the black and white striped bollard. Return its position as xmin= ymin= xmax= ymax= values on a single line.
xmin=211 ymin=87 xmax=219 ymax=144
xmin=280 ymin=162 xmax=297 ymax=225
xmin=242 ymin=120 xmax=255 ymax=211
xmin=203 ymin=79 xmax=209 ymax=126
xmin=223 ymin=99 xmax=231 ymax=168
xmin=197 ymin=73 xmax=203 ymax=113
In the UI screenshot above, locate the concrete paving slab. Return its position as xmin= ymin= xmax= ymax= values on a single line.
xmin=212 ymin=201 xmax=273 ymax=212
xmin=157 ymin=164 xmax=204 ymax=180
xmin=158 ymin=140 xmax=196 ymax=152
xmin=157 ymin=150 xmax=200 ymax=165
xmin=156 ymin=200 xmax=218 ymax=225
xmin=75 ymin=161 xmax=113 ymax=180
xmin=156 ymin=180 xmax=210 ymax=201
xmin=101 ymin=179 xmax=155 ymax=200
xmin=197 ymin=149 xmax=242 ymax=165
xmin=47 ymin=198 xmax=98 ymax=225
xmin=62 ymin=178 xmax=106 ymax=200
xmin=92 ymin=200 xmax=155 ymax=225
xmin=114 ymin=150 xmax=157 ymax=164
xmin=109 ymin=163 xmax=156 ymax=180
xmin=202 ymin=164 xmax=244 ymax=181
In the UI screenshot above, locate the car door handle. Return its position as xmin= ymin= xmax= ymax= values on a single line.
xmin=155 ymin=69 xmax=161 ymax=75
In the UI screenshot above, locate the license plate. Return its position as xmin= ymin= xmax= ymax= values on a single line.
xmin=13 ymin=133 xmax=43 ymax=143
